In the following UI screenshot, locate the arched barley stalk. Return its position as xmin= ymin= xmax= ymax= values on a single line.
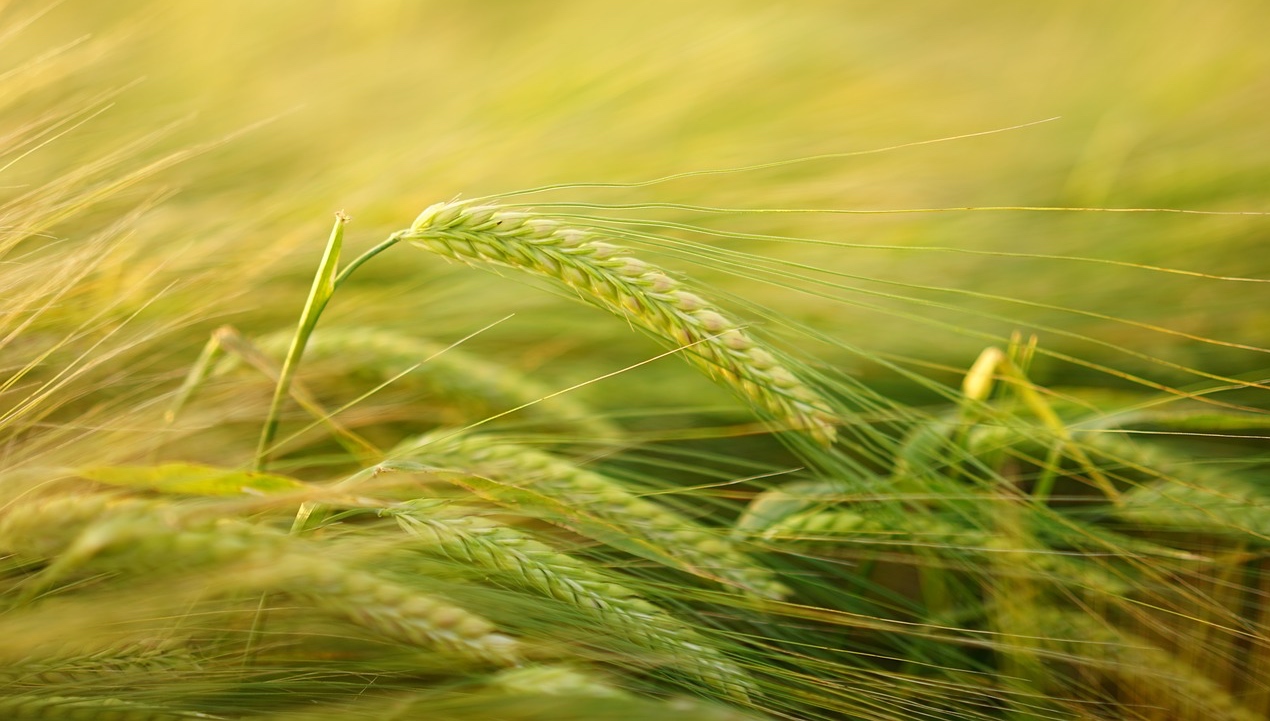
xmin=404 ymin=200 xmax=839 ymax=445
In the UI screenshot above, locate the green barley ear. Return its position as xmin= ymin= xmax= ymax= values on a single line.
xmin=391 ymin=503 xmax=757 ymax=700
xmin=1028 ymin=609 xmax=1265 ymax=721
xmin=404 ymin=200 xmax=838 ymax=445
xmin=732 ymin=478 xmax=855 ymax=540
xmin=486 ymin=665 xmax=628 ymax=698
xmin=0 ymin=695 xmax=220 ymax=720
xmin=400 ymin=429 xmax=789 ymax=600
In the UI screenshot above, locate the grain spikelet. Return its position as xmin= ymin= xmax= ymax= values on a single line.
xmin=0 ymin=492 xmax=128 ymax=559
xmin=0 ymin=641 xmax=200 ymax=689
xmin=0 ymin=694 xmax=219 ymax=720
xmin=393 ymin=503 xmax=755 ymax=699
xmin=487 ymin=664 xmax=628 ymax=698
xmin=402 ymin=430 xmax=788 ymax=600
xmin=404 ymin=200 xmax=838 ymax=445
xmin=1033 ymin=608 xmax=1264 ymax=721
xmin=277 ymin=554 xmax=521 ymax=666
xmin=733 ymin=478 xmax=853 ymax=540
xmin=759 ymin=508 xmax=873 ymax=542
xmin=0 ymin=493 xmax=520 ymax=667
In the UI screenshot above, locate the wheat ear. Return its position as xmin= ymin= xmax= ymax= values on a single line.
xmin=404 ymin=430 xmax=788 ymax=600
xmin=486 ymin=664 xmax=628 ymax=698
xmin=393 ymin=503 xmax=755 ymax=699
xmin=760 ymin=508 xmax=1132 ymax=595
xmin=1 ymin=641 xmax=201 ymax=689
xmin=275 ymin=554 xmax=522 ymax=666
xmin=404 ymin=200 xmax=837 ymax=445
xmin=1030 ymin=608 xmax=1264 ymax=721
xmin=733 ymin=478 xmax=854 ymax=540
xmin=0 ymin=695 xmax=220 ymax=720
xmin=0 ymin=494 xmax=520 ymax=667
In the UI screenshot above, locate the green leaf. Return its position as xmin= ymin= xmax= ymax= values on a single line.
xmin=256 ymin=211 xmax=349 ymax=469
xmin=79 ymin=463 xmax=307 ymax=496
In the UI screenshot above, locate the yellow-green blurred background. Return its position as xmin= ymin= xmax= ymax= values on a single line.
xmin=6 ymin=0 xmax=1268 ymax=418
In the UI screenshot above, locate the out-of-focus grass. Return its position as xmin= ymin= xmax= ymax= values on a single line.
xmin=8 ymin=1 xmax=1267 ymax=407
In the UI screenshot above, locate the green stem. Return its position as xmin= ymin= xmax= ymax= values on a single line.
xmin=1029 ymin=442 xmax=1065 ymax=502
xmin=164 ymin=330 xmax=226 ymax=425
xmin=334 ymin=231 xmax=404 ymax=288
xmin=997 ymin=357 xmax=1122 ymax=505
xmin=255 ymin=219 xmax=403 ymax=471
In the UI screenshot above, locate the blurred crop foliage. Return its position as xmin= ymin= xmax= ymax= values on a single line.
xmin=1 ymin=1 xmax=1267 ymax=720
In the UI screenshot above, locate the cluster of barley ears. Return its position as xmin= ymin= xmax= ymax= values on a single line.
xmin=4 ymin=188 xmax=1267 ymax=719
xmin=3 ymin=8 xmax=1267 ymax=714
xmin=5 ymin=175 xmax=1268 ymax=720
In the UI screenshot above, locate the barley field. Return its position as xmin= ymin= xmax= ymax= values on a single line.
xmin=2 ymin=2 xmax=1267 ymax=719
